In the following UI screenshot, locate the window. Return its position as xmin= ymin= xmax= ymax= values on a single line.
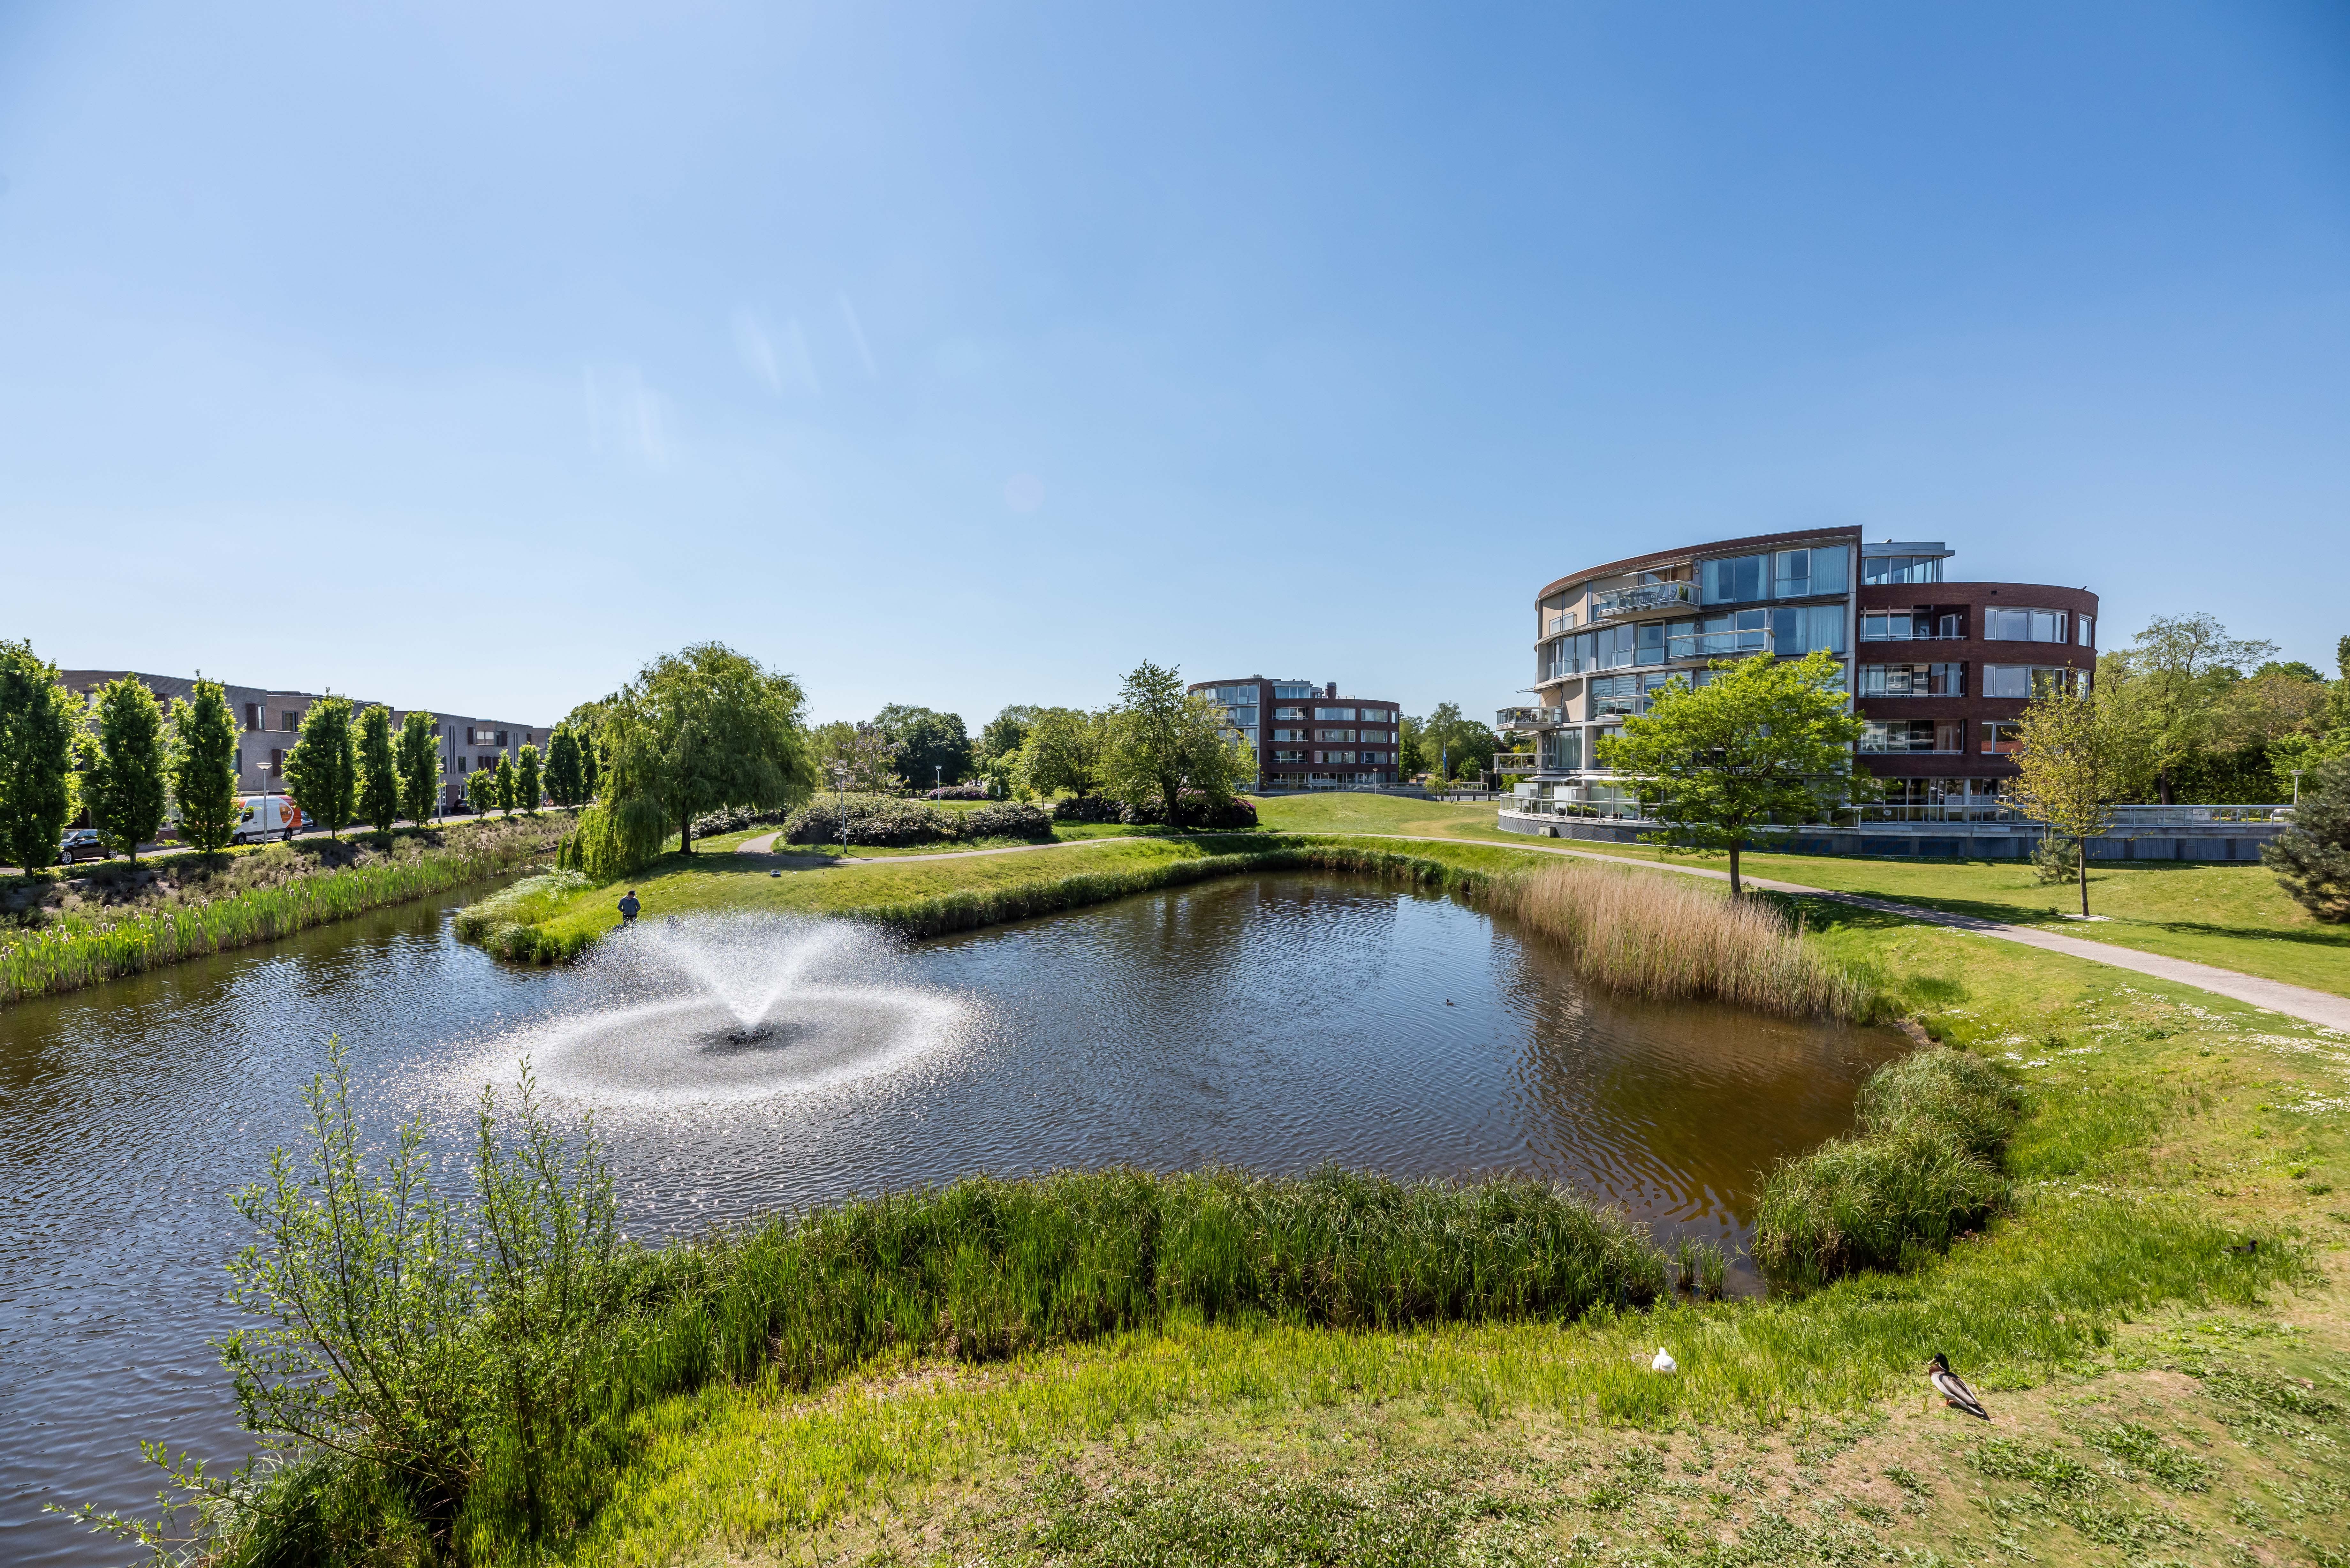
xmin=1861 ymin=554 xmax=1945 ymax=585
xmin=1219 ymin=706 xmax=1259 ymax=727
xmin=1271 ymin=727 xmax=1304 ymax=742
xmin=1773 ymin=545 xmax=1849 ymax=598
xmin=1981 ymin=665 xmax=2085 ymax=699
xmin=1771 ymin=604 xmax=1846 ymax=656
xmin=1273 ymin=684 xmax=1315 ymax=698
xmin=1314 ymin=706 xmax=1355 ymax=720
xmin=1231 ymin=727 xmax=1258 ymax=745
xmin=1982 ymin=720 xmax=2022 ymax=756
xmin=1858 ymin=663 xmax=1964 ymax=696
xmin=1273 ymin=750 xmax=1305 ymax=763
xmin=268 ymin=747 xmax=283 ymax=771
xmin=282 ymin=710 xmax=299 ymax=731
xmin=1860 ymin=720 xmax=1964 ymax=753
xmin=243 ymin=703 xmax=260 ymax=731
xmin=1273 ymin=706 xmax=1304 ymax=720
xmin=2077 ymin=615 xmax=2095 ymax=648
xmin=1861 ymin=610 xmax=1962 ymax=642
xmin=1539 ymin=729 xmax=1583 ymax=772
xmin=1315 ymin=728 xmax=1356 ymax=741
xmin=1589 ymin=675 xmax=1640 ymax=716
xmin=1358 ymin=707 xmax=1392 ymax=722
xmin=1700 ymin=554 xmax=1768 ymax=604
xmin=1210 ymin=685 xmax=1258 ymax=705
xmin=1665 ymin=609 xmax=1770 ymax=661
xmin=1983 ymin=607 xmax=2067 ymax=643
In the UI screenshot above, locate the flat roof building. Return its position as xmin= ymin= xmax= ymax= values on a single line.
xmin=1497 ymin=528 xmax=2098 ymax=825
xmin=1189 ymin=677 xmax=1403 ymax=791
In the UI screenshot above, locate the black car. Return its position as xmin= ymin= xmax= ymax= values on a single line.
xmin=58 ymin=828 xmax=108 ymax=865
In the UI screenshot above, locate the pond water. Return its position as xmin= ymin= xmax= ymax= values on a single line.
xmin=0 ymin=872 xmax=1901 ymax=1565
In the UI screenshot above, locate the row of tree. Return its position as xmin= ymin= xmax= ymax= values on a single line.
xmin=2087 ymin=614 xmax=2349 ymax=804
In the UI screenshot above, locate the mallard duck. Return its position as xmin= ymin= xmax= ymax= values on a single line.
xmin=1652 ymin=1347 xmax=1677 ymax=1374
xmin=1928 ymin=1353 xmax=1988 ymax=1420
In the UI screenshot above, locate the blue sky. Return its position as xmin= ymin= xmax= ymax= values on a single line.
xmin=2 ymin=2 xmax=2345 ymax=726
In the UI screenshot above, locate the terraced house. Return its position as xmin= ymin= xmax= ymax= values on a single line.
xmin=1189 ymin=677 xmax=1403 ymax=791
xmin=1496 ymin=529 xmax=2104 ymax=849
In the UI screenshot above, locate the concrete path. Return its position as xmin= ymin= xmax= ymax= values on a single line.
xmin=733 ymin=832 xmax=1134 ymax=866
xmin=1371 ymin=832 xmax=2350 ymax=1033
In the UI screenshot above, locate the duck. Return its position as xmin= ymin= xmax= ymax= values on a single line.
xmin=1927 ymin=1353 xmax=1988 ymax=1420
xmin=1652 ymin=1347 xmax=1677 ymax=1374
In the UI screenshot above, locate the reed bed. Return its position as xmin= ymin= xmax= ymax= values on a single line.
xmin=1751 ymin=1048 xmax=2023 ymax=1292
xmin=1482 ymin=857 xmax=1876 ymax=1020
xmin=0 ymin=830 xmax=552 ymax=1004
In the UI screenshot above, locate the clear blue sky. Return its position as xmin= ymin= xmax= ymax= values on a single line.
xmin=3 ymin=2 xmax=2345 ymax=726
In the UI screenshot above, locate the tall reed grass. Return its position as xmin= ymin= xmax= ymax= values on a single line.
xmin=0 ymin=830 xmax=552 ymax=1004
xmin=1482 ymin=857 xmax=1876 ymax=1020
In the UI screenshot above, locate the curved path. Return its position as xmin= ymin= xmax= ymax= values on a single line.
xmin=733 ymin=831 xmax=1133 ymax=866
xmin=1372 ymin=832 xmax=2350 ymax=1033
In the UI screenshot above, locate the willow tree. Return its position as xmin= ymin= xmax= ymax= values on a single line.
xmin=170 ymin=679 xmax=242 ymax=861
xmin=356 ymin=705 xmax=401 ymax=843
xmin=2004 ymin=684 xmax=2121 ymax=918
xmin=284 ymin=696 xmax=358 ymax=840
xmin=569 ymin=643 xmax=817 ymax=878
xmin=395 ymin=711 xmax=443 ymax=825
xmin=1596 ymin=650 xmax=1872 ymax=896
xmin=0 ymin=641 xmax=76 ymax=872
xmin=83 ymin=675 xmax=171 ymax=863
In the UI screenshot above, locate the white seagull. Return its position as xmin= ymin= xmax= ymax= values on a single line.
xmin=1652 ymin=1346 xmax=1677 ymax=1374
xmin=1927 ymin=1353 xmax=1989 ymax=1420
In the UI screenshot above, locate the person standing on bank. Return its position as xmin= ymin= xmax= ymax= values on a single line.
xmin=617 ymin=889 xmax=640 ymax=927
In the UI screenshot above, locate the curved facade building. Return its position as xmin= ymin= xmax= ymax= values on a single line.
xmin=1501 ymin=528 xmax=2098 ymax=827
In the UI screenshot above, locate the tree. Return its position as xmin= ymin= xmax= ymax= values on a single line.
xmin=395 ymin=711 xmax=443 ymax=826
xmin=515 ymin=744 xmax=542 ymax=815
xmin=466 ymin=762 xmax=500 ymax=817
xmin=2255 ymin=661 xmax=2324 ymax=684
xmin=976 ymin=705 xmax=1039 ymax=797
xmin=1420 ymin=703 xmax=1501 ymax=782
xmin=1398 ymin=713 xmax=1427 ymax=778
xmin=2265 ymin=756 xmax=2350 ymax=921
xmin=1100 ymin=662 xmax=1254 ymax=828
xmin=493 ymin=753 xmax=517 ymax=816
xmin=170 ymin=679 xmax=242 ymax=862
xmin=2103 ymin=614 xmax=2277 ymax=804
xmin=2004 ymin=685 xmax=2122 ymax=918
xmin=82 ymin=675 xmax=170 ymax=863
xmin=1013 ymin=707 xmax=1100 ymax=799
xmin=575 ymin=642 xmax=818 ymax=868
xmin=544 ymin=725 xmax=584 ymax=810
xmin=0 ymin=641 xmax=77 ymax=872
xmin=1596 ymin=650 xmax=1872 ymax=895
xmin=874 ymin=704 xmax=973 ymax=791
xmin=283 ymin=696 xmax=358 ymax=840
xmin=814 ymin=719 xmax=903 ymax=794
xmin=580 ymin=728 xmax=601 ymax=802
xmin=356 ymin=705 xmax=401 ymax=843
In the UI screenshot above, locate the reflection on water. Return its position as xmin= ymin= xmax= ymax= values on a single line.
xmin=0 ymin=872 xmax=1900 ymax=1566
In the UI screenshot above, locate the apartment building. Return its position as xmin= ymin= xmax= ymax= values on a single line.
xmin=60 ymin=670 xmax=549 ymax=811
xmin=1495 ymin=529 xmax=2099 ymax=825
xmin=1189 ymin=677 xmax=1404 ymax=790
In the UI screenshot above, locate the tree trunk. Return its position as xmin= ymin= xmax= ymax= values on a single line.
xmin=2079 ymin=840 xmax=2090 ymax=919
xmin=2156 ymin=769 xmax=2174 ymax=806
xmin=1728 ymin=840 xmax=1742 ymax=897
xmin=680 ymin=810 xmax=694 ymax=855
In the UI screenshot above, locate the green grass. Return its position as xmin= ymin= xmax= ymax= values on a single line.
xmin=1247 ymin=792 xmax=2350 ymax=998
xmin=0 ymin=816 xmax=564 ymax=1003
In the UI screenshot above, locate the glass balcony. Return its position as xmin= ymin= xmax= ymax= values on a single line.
xmin=1495 ymin=706 xmax=1568 ymax=732
xmin=1590 ymin=579 xmax=1694 ymax=621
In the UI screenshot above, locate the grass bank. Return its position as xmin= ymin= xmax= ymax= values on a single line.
xmin=0 ymin=814 xmax=566 ymax=1004
xmin=1245 ymin=791 xmax=2350 ymax=999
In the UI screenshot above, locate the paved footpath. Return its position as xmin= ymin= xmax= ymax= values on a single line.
xmin=1372 ymin=832 xmax=2350 ymax=1034
xmin=732 ymin=832 xmax=1132 ymax=865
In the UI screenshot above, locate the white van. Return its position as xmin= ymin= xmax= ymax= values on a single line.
xmin=233 ymin=794 xmax=305 ymax=844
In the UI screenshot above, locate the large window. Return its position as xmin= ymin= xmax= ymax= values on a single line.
xmin=1981 ymin=664 xmax=2085 ymax=699
xmin=1858 ymin=662 xmax=1964 ymax=696
xmin=1358 ymin=707 xmax=1393 ymax=723
xmin=1983 ymin=607 xmax=2068 ymax=642
xmin=1272 ymin=749 xmax=1305 ymax=763
xmin=1700 ymin=554 xmax=1769 ymax=604
xmin=1219 ymin=705 xmax=1258 ymax=727
xmin=2077 ymin=616 xmax=2095 ymax=648
xmin=1860 ymin=719 xmax=1965 ymax=753
xmin=1982 ymin=720 xmax=2022 ymax=755
xmin=1665 ymin=609 xmax=1769 ymax=661
xmin=1539 ymin=729 xmax=1583 ymax=772
xmin=1210 ymin=685 xmax=1258 ymax=705
xmin=1273 ymin=706 xmax=1305 ymax=720
xmin=1773 ymin=545 xmax=1849 ymax=598
xmin=1771 ymin=604 xmax=1846 ymax=656
xmin=1271 ymin=727 xmax=1304 ymax=741
xmin=1861 ymin=610 xmax=1962 ymax=642
xmin=1315 ymin=728 xmax=1356 ymax=741
xmin=1273 ymin=684 xmax=1315 ymax=698
xmin=1861 ymin=554 xmax=1945 ymax=585
xmin=1314 ymin=706 xmax=1355 ymax=720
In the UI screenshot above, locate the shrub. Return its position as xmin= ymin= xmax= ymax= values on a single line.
xmin=785 ymin=794 xmax=963 ymax=847
xmin=924 ymin=782 xmax=991 ymax=800
xmin=2263 ymin=754 xmax=2350 ymax=922
xmin=1753 ymin=1047 xmax=2022 ymax=1292
xmin=960 ymin=801 xmax=1054 ymax=839
xmin=1050 ymin=795 xmax=1124 ymax=824
xmin=2030 ymin=832 xmax=2079 ymax=886
xmin=1084 ymin=791 xmax=1260 ymax=830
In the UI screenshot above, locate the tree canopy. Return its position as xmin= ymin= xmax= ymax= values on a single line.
xmin=2004 ymin=685 xmax=2123 ymax=917
xmin=81 ymin=675 xmax=170 ymax=863
xmin=395 ymin=711 xmax=443 ymax=825
xmin=544 ymin=724 xmax=585 ymax=809
xmin=1416 ymin=704 xmax=1501 ymax=782
xmin=874 ymin=704 xmax=973 ymax=790
xmin=356 ymin=705 xmax=401 ymax=841
xmin=284 ymin=696 xmax=358 ymax=840
xmin=2264 ymin=755 xmax=2350 ymax=922
xmin=1014 ymin=707 xmax=1102 ymax=800
xmin=1100 ymin=662 xmax=1253 ymax=827
xmin=0 ymin=640 xmax=76 ymax=871
xmin=1596 ymin=651 xmax=1870 ymax=894
xmin=170 ymin=679 xmax=241 ymax=861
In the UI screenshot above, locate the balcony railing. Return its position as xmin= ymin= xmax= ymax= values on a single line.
xmin=1491 ymin=752 xmax=1536 ymax=771
xmin=1544 ymin=611 xmax=1579 ymax=635
xmin=1850 ymin=803 xmax=2292 ymax=828
xmin=1590 ymin=580 xmax=1694 ymax=620
xmin=1495 ymin=706 xmax=1568 ymax=732
xmin=1857 ymin=743 xmax=1966 ymax=754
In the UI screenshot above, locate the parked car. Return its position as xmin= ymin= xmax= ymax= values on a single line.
xmin=232 ymin=794 xmax=304 ymax=844
xmin=58 ymin=828 xmax=108 ymax=864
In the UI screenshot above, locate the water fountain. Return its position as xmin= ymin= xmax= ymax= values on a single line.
xmin=468 ymin=914 xmax=971 ymax=1107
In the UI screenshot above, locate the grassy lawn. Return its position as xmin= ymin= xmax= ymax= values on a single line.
xmin=555 ymin=921 xmax=2350 ymax=1566
xmin=1247 ymin=794 xmax=2350 ymax=999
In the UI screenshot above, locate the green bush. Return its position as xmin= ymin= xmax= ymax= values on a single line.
xmin=783 ymin=794 xmax=1053 ymax=847
xmin=1753 ymin=1048 xmax=2021 ymax=1293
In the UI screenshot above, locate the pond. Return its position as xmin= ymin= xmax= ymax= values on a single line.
xmin=0 ymin=871 xmax=1902 ymax=1565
